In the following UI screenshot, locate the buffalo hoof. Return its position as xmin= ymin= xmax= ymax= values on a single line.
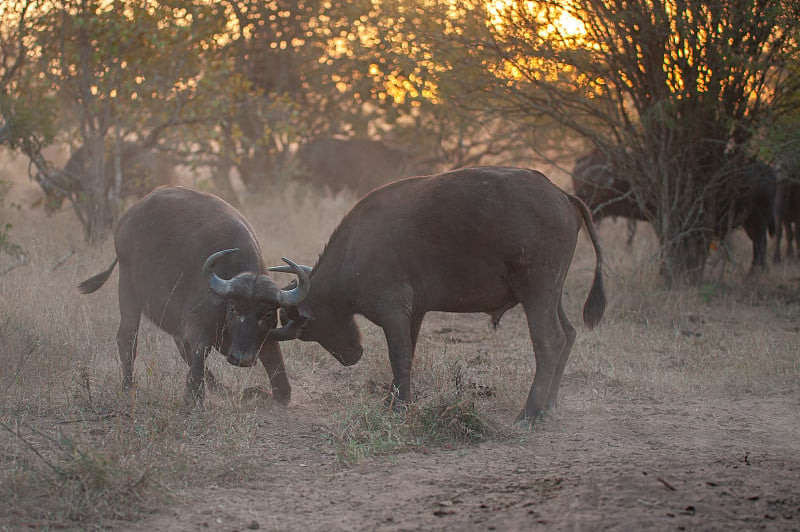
xmin=184 ymin=382 xmax=205 ymax=409
xmin=271 ymin=387 xmax=291 ymax=406
xmin=204 ymin=369 xmax=221 ymax=392
xmin=239 ymin=386 xmax=290 ymax=405
xmin=514 ymin=409 xmax=543 ymax=427
xmin=384 ymin=393 xmax=409 ymax=414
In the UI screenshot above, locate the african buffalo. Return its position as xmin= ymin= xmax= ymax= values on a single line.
xmin=572 ymin=149 xmax=777 ymax=272
xmin=38 ymin=141 xmax=177 ymax=211
xmin=296 ymin=137 xmax=436 ymax=194
xmin=269 ymin=166 xmax=606 ymax=424
xmin=78 ymin=186 xmax=309 ymax=404
xmin=571 ymin=149 xmax=647 ymax=245
xmin=734 ymin=161 xmax=777 ymax=271
xmin=773 ymin=180 xmax=800 ymax=262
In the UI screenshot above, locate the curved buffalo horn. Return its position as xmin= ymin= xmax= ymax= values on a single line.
xmin=274 ymin=257 xmax=311 ymax=307
xmin=203 ymin=248 xmax=240 ymax=297
xmin=269 ymin=263 xmax=313 ymax=277
xmin=267 ymin=318 xmax=302 ymax=341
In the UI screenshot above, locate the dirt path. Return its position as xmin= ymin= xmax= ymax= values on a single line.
xmin=121 ymin=393 xmax=800 ymax=531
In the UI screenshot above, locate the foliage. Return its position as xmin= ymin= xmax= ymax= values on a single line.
xmin=416 ymin=0 xmax=800 ymax=284
xmin=0 ymin=1 xmax=54 ymax=257
xmin=6 ymin=0 xmax=506 ymax=242
xmin=19 ymin=0 xmax=231 ymax=242
xmin=6 ymin=0 xmax=799 ymax=264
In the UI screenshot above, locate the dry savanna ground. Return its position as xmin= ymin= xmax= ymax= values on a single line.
xmin=0 ymin=162 xmax=799 ymax=531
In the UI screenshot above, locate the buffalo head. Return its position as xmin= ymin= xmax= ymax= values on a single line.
xmin=266 ymin=261 xmax=363 ymax=366
xmin=203 ymin=250 xmax=310 ymax=367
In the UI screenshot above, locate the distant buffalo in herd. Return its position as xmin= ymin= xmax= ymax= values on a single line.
xmin=774 ymin=180 xmax=800 ymax=262
xmin=570 ymin=150 xmax=647 ymax=246
xmin=571 ymin=149 xmax=797 ymax=272
xmin=295 ymin=137 xmax=439 ymax=194
xmin=37 ymin=141 xmax=177 ymax=211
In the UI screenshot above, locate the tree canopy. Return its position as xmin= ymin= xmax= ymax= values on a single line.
xmin=412 ymin=0 xmax=800 ymax=282
xmin=2 ymin=0 xmax=800 ymax=284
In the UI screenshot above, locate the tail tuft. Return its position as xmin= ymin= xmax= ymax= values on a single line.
xmin=582 ymin=271 xmax=606 ymax=329
xmin=78 ymin=258 xmax=119 ymax=294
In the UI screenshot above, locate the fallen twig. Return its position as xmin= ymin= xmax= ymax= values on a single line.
xmin=51 ymin=250 xmax=75 ymax=272
xmin=657 ymin=476 xmax=677 ymax=491
xmin=55 ymin=411 xmax=123 ymax=425
xmin=0 ymin=419 xmax=62 ymax=475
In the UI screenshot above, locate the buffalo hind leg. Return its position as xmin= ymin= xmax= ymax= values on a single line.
xmin=116 ymin=267 xmax=140 ymax=389
xmin=257 ymin=340 xmax=291 ymax=405
xmin=774 ymin=221 xmax=784 ymax=263
xmin=516 ymin=301 xmax=567 ymax=424
xmin=174 ymin=338 xmax=220 ymax=392
xmin=544 ymin=302 xmax=576 ymax=411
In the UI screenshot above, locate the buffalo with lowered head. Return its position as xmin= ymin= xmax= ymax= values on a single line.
xmin=269 ymin=166 xmax=606 ymax=424
xmin=78 ymin=186 xmax=309 ymax=404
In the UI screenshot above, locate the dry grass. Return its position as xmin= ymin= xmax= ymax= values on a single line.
xmin=0 ymin=175 xmax=798 ymax=528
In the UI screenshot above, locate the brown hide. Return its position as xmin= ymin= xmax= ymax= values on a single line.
xmin=78 ymin=186 xmax=305 ymax=405
xmin=272 ymin=166 xmax=606 ymax=424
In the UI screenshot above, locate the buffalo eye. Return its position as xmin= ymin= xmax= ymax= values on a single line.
xmin=228 ymin=301 xmax=246 ymax=317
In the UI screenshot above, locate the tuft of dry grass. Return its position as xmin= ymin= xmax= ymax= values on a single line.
xmin=328 ymin=357 xmax=496 ymax=464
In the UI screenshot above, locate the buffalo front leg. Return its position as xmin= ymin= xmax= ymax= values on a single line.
xmin=516 ymin=303 xmax=567 ymax=425
xmin=382 ymin=316 xmax=415 ymax=411
xmin=174 ymin=338 xmax=220 ymax=391
xmin=186 ymin=343 xmax=212 ymax=407
xmin=258 ymin=340 xmax=291 ymax=405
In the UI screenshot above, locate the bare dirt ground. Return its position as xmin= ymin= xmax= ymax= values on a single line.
xmin=120 ymin=398 xmax=800 ymax=532
xmin=118 ymin=313 xmax=800 ymax=532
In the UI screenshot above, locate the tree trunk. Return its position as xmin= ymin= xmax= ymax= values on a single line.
xmin=79 ymin=198 xmax=115 ymax=245
xmin=659 ymin=230 xmax=711 ymax=287
xmin=75 ymin=135 xmax=117 ymax=244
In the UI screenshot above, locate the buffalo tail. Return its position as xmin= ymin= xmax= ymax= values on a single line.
xmin=78 ymin=258 xmax=119 ymax=294
xmin=568 ymin=194 xmax=606 ymax=329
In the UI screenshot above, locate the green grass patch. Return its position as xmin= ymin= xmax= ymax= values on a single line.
xmin=330 ymin=363 xmax=495 ymax=464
